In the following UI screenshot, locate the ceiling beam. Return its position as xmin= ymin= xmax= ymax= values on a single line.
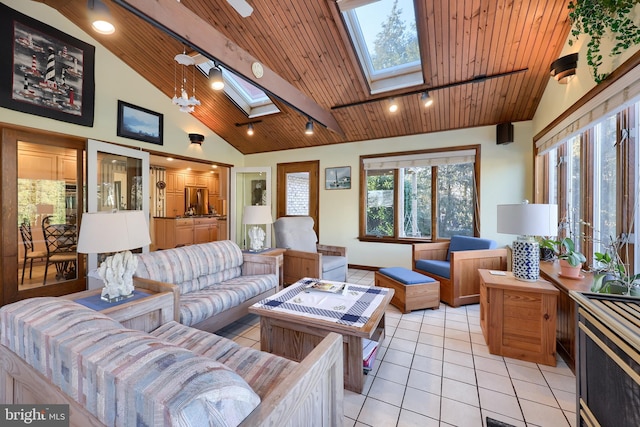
xmin=113 ymin=0 xmax=345 ymax=137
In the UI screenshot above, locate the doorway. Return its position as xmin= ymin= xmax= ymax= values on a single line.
xmin=277 ymin=161 xmax=319 ymax=236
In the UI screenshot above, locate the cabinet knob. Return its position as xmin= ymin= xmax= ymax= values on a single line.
xmin=543 ymin=313 xmax=550 ymax=320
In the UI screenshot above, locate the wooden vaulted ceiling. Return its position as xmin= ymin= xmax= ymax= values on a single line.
xmin=36 ymin=0 xmax=572 ymax=154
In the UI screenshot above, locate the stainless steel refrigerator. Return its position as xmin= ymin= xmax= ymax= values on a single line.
xmin=185 ymin=187 xmax=209 ymax=215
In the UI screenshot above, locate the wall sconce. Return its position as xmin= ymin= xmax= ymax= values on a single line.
xmin=421 ymin=91 xmax=434 ymax=107
xmin=208 ymin=63 xmax=224 ymax=90
xmin=550 ymin=53 xmax=578 ymax=84
xmin=305 ymin=119 xmax=314 ymax=135
xmin=88 ymin=0 xmax=115 ymax=34
xmin=188 ymin=133 xmax=204 ymax=145
xmin=388 ymin=98 xmax=398 ymax=113
xmin=247 ymin=123 xmax=254 ymax=136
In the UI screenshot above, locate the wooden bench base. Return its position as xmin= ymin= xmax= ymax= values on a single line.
xmin=375 ymin=271 xmax=439 ymax=314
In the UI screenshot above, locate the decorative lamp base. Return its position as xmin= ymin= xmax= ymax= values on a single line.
xmin=512 ymin=238 xmax=540 ymax=282
xmin=100 ymin=292 xmax=134 ymax=303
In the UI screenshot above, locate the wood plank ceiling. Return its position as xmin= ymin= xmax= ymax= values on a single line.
xmin=37 ymin=0 xmax=572 ymax=155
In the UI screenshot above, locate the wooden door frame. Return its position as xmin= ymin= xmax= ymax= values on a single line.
xmin=0 ymin=124 xmax=86 ymax=307
xmin=277 ymin=161 xmax=320 ymax=237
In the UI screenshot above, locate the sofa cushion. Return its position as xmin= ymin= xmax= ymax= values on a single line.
xmin=415 ymin=259 xmax=451 ymax=279
xmin=0 ymin=297 xmax=260 ymax=427
xmin=179 ymin=275 xmax=277 ymax=327
xmin=447 ymin=235 xmax=498 ymax=261
xmin=151 ymin=321 xmax=298 ymax=399
xmin=379 ymin=267 xmax=435 ymax=284
xmin=135 ymin=240 xmax=244 ymax=294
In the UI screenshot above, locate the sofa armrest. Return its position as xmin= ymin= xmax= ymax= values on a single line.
xmin=242 ymin=253 xmax=278 ymax=277
xmin=317 ymin=244 xmax=347 ymax=257
xmin=282 ymin=249 xmax=321 ymax=284
xmin=412 ymin=242 xmax=450 ymax=269
xmin=239 ymin=332 xmax=343 ymax=426
xmin=132 ymin=277 xmax=181 ymax=322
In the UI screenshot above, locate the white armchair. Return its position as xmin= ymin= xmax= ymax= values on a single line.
xmin=274 ymin=217 xmax=347 ymax=285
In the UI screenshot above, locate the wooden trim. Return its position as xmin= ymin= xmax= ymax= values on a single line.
xmin=276 ymin=160 xmax=320 ymax=237
xmin=533 ymin=50 xmax=640 ymax=144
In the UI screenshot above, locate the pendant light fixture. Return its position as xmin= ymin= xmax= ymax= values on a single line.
xmin=247 ymin=123 xmax=254 ymax=136
xmin=208 ymin=63 xmax=224 ymax=90
xmin=88 ymin=0 xmax=115 ymax=35
xmin=172 ymin=50 xmax=201 ymax=113
xmin=388 ymin=98 xmax=398 ymax=113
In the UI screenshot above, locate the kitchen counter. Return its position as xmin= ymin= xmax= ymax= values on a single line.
xmin=154 ymin=215 xmax=226 ymax=220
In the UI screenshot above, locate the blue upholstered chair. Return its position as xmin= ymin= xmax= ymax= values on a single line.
xmin=412 ymin=235 xmax=507 ymax=307
xmin=274 ymin=217 xmax=347 ymax=285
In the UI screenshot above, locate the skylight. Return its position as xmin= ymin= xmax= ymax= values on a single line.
xmin=339 ymin=0 xmax=423 ymax=94
xmin=196 ymin=61 xmax=280 ymax=118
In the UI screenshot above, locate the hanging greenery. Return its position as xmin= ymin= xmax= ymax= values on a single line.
xmin=568 ymin=0 xmax=640 ymax=83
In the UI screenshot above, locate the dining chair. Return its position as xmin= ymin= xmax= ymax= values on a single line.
xmin=42 ymin=215 xmax=77 ymax=285
xmin=19 ymin=219 xmax=47 ymax=284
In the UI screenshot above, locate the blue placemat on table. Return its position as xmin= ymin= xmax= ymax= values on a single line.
xmin=74 ymin=289 xmax=151 ymax=311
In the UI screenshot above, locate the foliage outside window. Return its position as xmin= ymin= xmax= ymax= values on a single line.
xmin=361 ymin=147 xmax=479 ymax=242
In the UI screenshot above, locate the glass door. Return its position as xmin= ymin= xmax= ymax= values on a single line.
xmin=86 ymin=140 xmax=149 ymax=288
xmin=230 ymin=167 xmax=271 ymax=249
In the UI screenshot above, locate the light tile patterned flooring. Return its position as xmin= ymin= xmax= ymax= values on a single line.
xmin=217 ymin=269 xmax=577 ymax=427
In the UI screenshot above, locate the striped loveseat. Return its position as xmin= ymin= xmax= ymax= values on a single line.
xmin=135 ymin=240 xmax=278 ymax=332
xmin=0 ymin=297 xmax=344 ymax=426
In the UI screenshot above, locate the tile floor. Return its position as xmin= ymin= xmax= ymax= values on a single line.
xmin=216 ymin=269 xmax=577 ymax=427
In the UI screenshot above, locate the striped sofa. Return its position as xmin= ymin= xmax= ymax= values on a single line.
xmin=135 ymin=240 xmax=278 ymax=332
xmin=0 ymin=297 xmax=344 ymax=426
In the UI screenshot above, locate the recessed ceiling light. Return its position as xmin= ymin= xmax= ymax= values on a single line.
xmin=167 ymin=157 xmax=173 ymax=161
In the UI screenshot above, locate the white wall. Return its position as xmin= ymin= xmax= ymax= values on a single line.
xmin=245 ymin=122 xmax=533 ymax=269
xmin=533 ymin=12 xmax=640 ymax=135
xmin=1 ymin=0 xmax=244 ymax=167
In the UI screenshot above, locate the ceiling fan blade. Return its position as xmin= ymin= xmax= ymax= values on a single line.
xmin=227 ymin=0 xmax=253 ymax=18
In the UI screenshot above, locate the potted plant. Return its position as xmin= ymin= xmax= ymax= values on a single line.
xmin=591 ymin=236 xmax=640 ymax=295
xmin=538 ymin=237 xmax=557 ymax=261
xmin=542 ymin=237 xmax=587 ymax=278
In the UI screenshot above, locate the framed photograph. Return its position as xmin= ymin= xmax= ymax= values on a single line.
xmin=251 ymin=179 xmax=267 ymax=205
xmin=325 ymin=166 xmax=351 ymax=190
xmin=0 ymin=3 xmax=95 ymax=126
xmin=117 ymin=100 xmax=164 ymax=145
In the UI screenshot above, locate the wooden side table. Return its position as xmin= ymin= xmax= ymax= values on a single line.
xmin=479 ymin=269 xmax=559 ymax=366
xmin=61 ymin=278 xmax=179 ymax=332
xmin=245 ymin=248 xmax=286 ymax=289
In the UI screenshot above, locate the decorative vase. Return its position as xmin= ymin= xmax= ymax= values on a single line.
xmin=559 ymin=259 xmax=582 ymax=278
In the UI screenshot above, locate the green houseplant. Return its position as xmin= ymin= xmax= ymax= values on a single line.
xmin=541 ymin=237 xmax=587 ymax=278
xmin=591 ymin=236 xmax=640 ymax=295
xmin=568 ymin=0 xmax=640 ymax=83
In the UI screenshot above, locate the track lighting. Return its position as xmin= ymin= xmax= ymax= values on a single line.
xmin=247 ymin=123 xmax=254 ymax=136
xmin=388 ymin=98 xmax=398 ymax=113
xmin=208 ymin=64 xmax=224 ymax=90
xmin=421 ymin=91 xmax=433 ymax=107
xmin=305 ymin=119 xmax=314 ymax=135
xmin=88 ymin=0 xmax=115 ymax=35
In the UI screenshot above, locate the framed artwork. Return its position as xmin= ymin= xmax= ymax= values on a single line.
xmin=0 ymin=3 xmax=95 ymax=126
xmin=117 ymin=100 xmax=164 ymax=145
xmin=325 ymin=166 xmax=351 ymax=190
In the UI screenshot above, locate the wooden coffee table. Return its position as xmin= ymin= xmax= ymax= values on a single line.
xmin=249 ymin=278 xmax=393 ymax=392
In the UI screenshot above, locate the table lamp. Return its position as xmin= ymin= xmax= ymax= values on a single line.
xmin=497 ymin=202 xmax=558 ymax=282
xmin=77 ymin=210 xmax=151 ymax=302
xmin=242 ymin=205 xmax=273 ymax=251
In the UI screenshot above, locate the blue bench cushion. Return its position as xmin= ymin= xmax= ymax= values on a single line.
xmin=379 ymin=267 xmax=435 ymax=285
xmin=447 ymin=235 xmax=498 ymax=261
xmin=414 ymin=260 xmax=451 ymax=279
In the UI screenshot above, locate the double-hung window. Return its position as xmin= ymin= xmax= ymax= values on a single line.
xmin=360 ymin=146 xmax=480 ymax=242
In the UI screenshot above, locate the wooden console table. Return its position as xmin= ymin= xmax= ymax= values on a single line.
xmin=539 ymin=261 xmax=593 ymax=372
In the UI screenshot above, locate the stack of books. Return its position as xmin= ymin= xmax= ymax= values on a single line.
xmin=362 ymin=338 xmax=378 ymax=372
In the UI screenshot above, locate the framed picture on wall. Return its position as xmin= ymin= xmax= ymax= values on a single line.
xmin=325 ymin=166 xmax=351 ymax=190
xmin=0 ymin=3 xmax=95 ymax=126
xmin=251 ymin=179 xmax=267 ymax=205
xmin=116 ymin=100 xmax=164 ymax=145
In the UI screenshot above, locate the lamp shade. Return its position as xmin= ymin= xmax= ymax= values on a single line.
xmin=497 ymin=204 xmax=558 ymax=236
xmin=242 ymin=205 xmax=273 ymax=225
xmin=77 ymin=210 xmax=151 ymax=254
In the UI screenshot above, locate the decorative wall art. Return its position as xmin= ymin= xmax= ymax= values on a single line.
xmin=325 ymin=166 xmax=351 ymax=190
xmin=251 ymin=180 xmax=267 ymax=205
xmin=0 ymin=3 xmax=95 ymax=126
xmin=117 ymin=100 xmax=164 ymax=145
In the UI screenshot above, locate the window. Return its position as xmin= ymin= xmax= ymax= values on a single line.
xmin=339 ymin=0 xmax=423 ymax=94
xmin=361 ymin=147 xmax=479 ymax=242
xmin=196 ymin=62 xmax=280 ymax=118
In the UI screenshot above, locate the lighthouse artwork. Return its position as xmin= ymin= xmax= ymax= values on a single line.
xmin=0 ymin=3 xmax=95 ymax=126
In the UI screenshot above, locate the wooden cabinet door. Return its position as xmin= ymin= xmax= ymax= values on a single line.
xmin=209 ymin=174 xmax=219 ymax=196
xmin=166 ymin=192 xmax=185 ymax=217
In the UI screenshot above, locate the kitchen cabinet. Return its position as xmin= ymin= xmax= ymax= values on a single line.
xmin=155 ymin=217 xmax=220 ymax=249
xmin=165 ymin=192 xmax=185 ymax=218
xmin=194 ymin=217 xmax=218 ymax=244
